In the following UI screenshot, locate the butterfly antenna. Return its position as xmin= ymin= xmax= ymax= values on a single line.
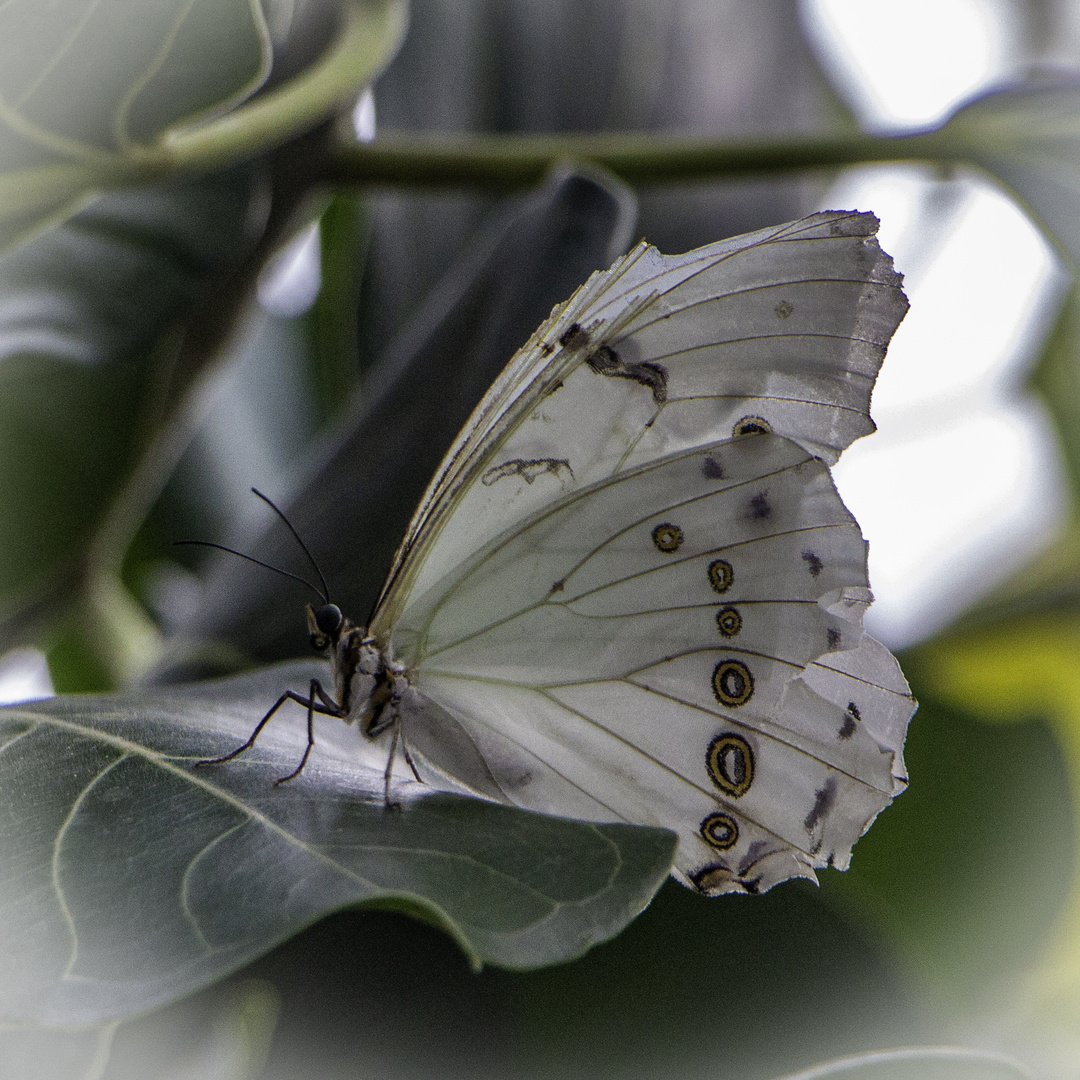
xmin=249 ymin=489 xmax=331 ymax=604
xmin=173 ymin=541 xmax=327 ymax=602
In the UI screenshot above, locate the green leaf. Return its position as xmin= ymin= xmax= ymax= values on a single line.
xmin=0 ymin=169 xmax=261 ymax=673
xmin=0 ymin=660 xmax=675 ymax=1025
xmin=944 ymin=76 xmax=1080 ymax=266
xmin=0 ymin=0 xmax=408 ymax=250
xmin=821 ymin=683 xmax=1074 ymax=1001
xmin=891 ymin=622 xmax=1080 ymax=1008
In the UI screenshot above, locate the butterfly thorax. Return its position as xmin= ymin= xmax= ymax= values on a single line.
xmin=306 ymin=602 xmax=406 ymax=734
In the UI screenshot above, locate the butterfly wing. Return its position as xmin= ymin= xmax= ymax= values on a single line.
xmin=373 ymin=211 xmax=914 ymax=894
xmin=371 ymin=210 xmax=907 ymax=635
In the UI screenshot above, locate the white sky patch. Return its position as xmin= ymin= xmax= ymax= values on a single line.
xmin=256 ymin=221 xmax=322 ymax=318
xmin=352 ymin=88 xmax=376 ymax=143
xmin=800 ymin=0 xmax=1023 ymax=131
xmin=803 ymin=2 xmax=1072 ymax=647
xmin=824 ymin=166 xmax=1070 ymax=647
xmin=0 ymin=647 xmax=53 ymax=705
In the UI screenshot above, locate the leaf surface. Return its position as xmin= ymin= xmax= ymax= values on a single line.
xmin=0 ymin=660 xmax=675 ymax=1024
xmin=0 ymin=0 xmax=407 ymax=250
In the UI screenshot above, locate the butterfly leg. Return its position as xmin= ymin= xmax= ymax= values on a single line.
xmin=382 ymin=720 xmax=401 ymax=809
xmin=275 ymin=680 xmax=343 ymax=785
xmin=196 ymin=680 xmax=341 ymax=783
xmin=401 ymin=739 xmax=423 ymax=783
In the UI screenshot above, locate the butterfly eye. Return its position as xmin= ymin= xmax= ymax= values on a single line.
xmin=313 ymin=603 xmax=343 ymax=637
xmin=716 ymin=607 xmax=742 ymax=637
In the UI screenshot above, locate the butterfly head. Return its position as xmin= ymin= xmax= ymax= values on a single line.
xmin=307 ymin=602 xmax=344 ymax=653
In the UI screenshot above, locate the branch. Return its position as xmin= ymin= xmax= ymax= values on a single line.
xmin=322 ymin=128 xmax=956 ymax=190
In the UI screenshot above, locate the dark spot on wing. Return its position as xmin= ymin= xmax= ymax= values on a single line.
xmin=737 ymin=840 xmax=769 ymax=877
xmin=774 ymin=300 xmax=794 ymax=319
xmin=741 ymin=877 xmax=761 ymax=895
xmin=586 ymin=344 xmax=668 ymax=404
xmin=545 ymin=379 xmax=564 ymax=395
xmin=802 ymin=551 xmax=823 ymax=577
xmin=827 ymin=627 xmax=841 ymax=650
xmin=804 ymin=777 xmax=838 ymax=832
xmin=702 ymin=456 xmax=724 ymax=479
xmin=482 ymin=458 xmax=573 ymax=486
xmin=540 ymin=342 xmax=555 ymax=355
xmin=838 ymin=701 xmax=861 ymax=740
xmin=559 ymin=323 xmax=590 ymax=349
xmin=550 ymin=579 xmax=565 ymax=594
xmin=748 ymin=492 xmax=771 ymax=520
xmin=690 ymin=864 xmax=731 ymax=895
xmin=734 ymin=415 xmax=772 ymax=437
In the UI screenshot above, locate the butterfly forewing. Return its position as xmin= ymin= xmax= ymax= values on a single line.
xmin=372 ymin=212 xmax=907 ymax=634
xmin=378 ymin=210 xmax=915 ymax=895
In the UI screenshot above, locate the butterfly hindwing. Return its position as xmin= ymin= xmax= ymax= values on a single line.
xmin=394 ymin=435 xmax=910 ymax=893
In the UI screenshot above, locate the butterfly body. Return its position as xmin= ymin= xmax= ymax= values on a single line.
xmin=204 ymin=210 xmax=916 ymax=897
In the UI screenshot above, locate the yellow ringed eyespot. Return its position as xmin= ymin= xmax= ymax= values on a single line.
xmin=712 ymin=659 xmax=754 ymax=707
xmin=708 ymin=559 xmax=733 ymax=593
xmin=716 ymin=607 xmax=741 ymax=637
xmin=733 ymin=415 xmax=772 ymax=437
xmin=700 ymin=812 xmax=739 ymax=850
xmin=652 ymin=522 xmax=683 ymax=552
xmin=706 ymin=733 xmax=754 ymax=797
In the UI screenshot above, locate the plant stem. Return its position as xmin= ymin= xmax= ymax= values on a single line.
xmin=322 ymin=129 xmax=957 ymax=190
xmin=163 ymin=0 xmax=408 ymax=173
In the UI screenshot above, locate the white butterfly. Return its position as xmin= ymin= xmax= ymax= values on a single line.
xmin=203 ymin=210 xmax=916 ymax=897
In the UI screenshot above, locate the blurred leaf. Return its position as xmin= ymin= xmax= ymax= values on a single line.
xmin=957 ymin=278 xmax=1080 ymax=624
xmin=0 ymin=0 xmax=407 ymax=250
xmin=897 ymin=620 xmax=1080 ymax=1011
xmin=0 ymin=660 xmax=675 ymax=1025
xmin=161 ymin=167 xmax=637 ymax=669
xmin=237 ymin=877 xmax=920 ymax=1080
xmin=360 ymin=0 xmax=839 ymax=354
xmin=944 ymin=75 xmax=1080 ymax=267
xmin=0 ymin=169 xmax=263 ymax=675
xmin=821 ymin=672 xmax=1073 ymax=1002
xmin=1033 ymin=279 xmax=1080 ymax=493
xmin=0 ymin=978 xmax=279 ymax=1080
xmin=0 ymin=1021 xmax=118 ymax=1080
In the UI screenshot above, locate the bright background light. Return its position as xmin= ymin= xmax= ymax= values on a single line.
xmin=0 ymin=647 xmax=53 ymax=705
xmin=255 ymin=90 xmax=376 ymax=320
xmin=801 ymin=0 xmax=1072 ymax=647
xmin=800 ymin=0 xmax=1024 ymax=132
